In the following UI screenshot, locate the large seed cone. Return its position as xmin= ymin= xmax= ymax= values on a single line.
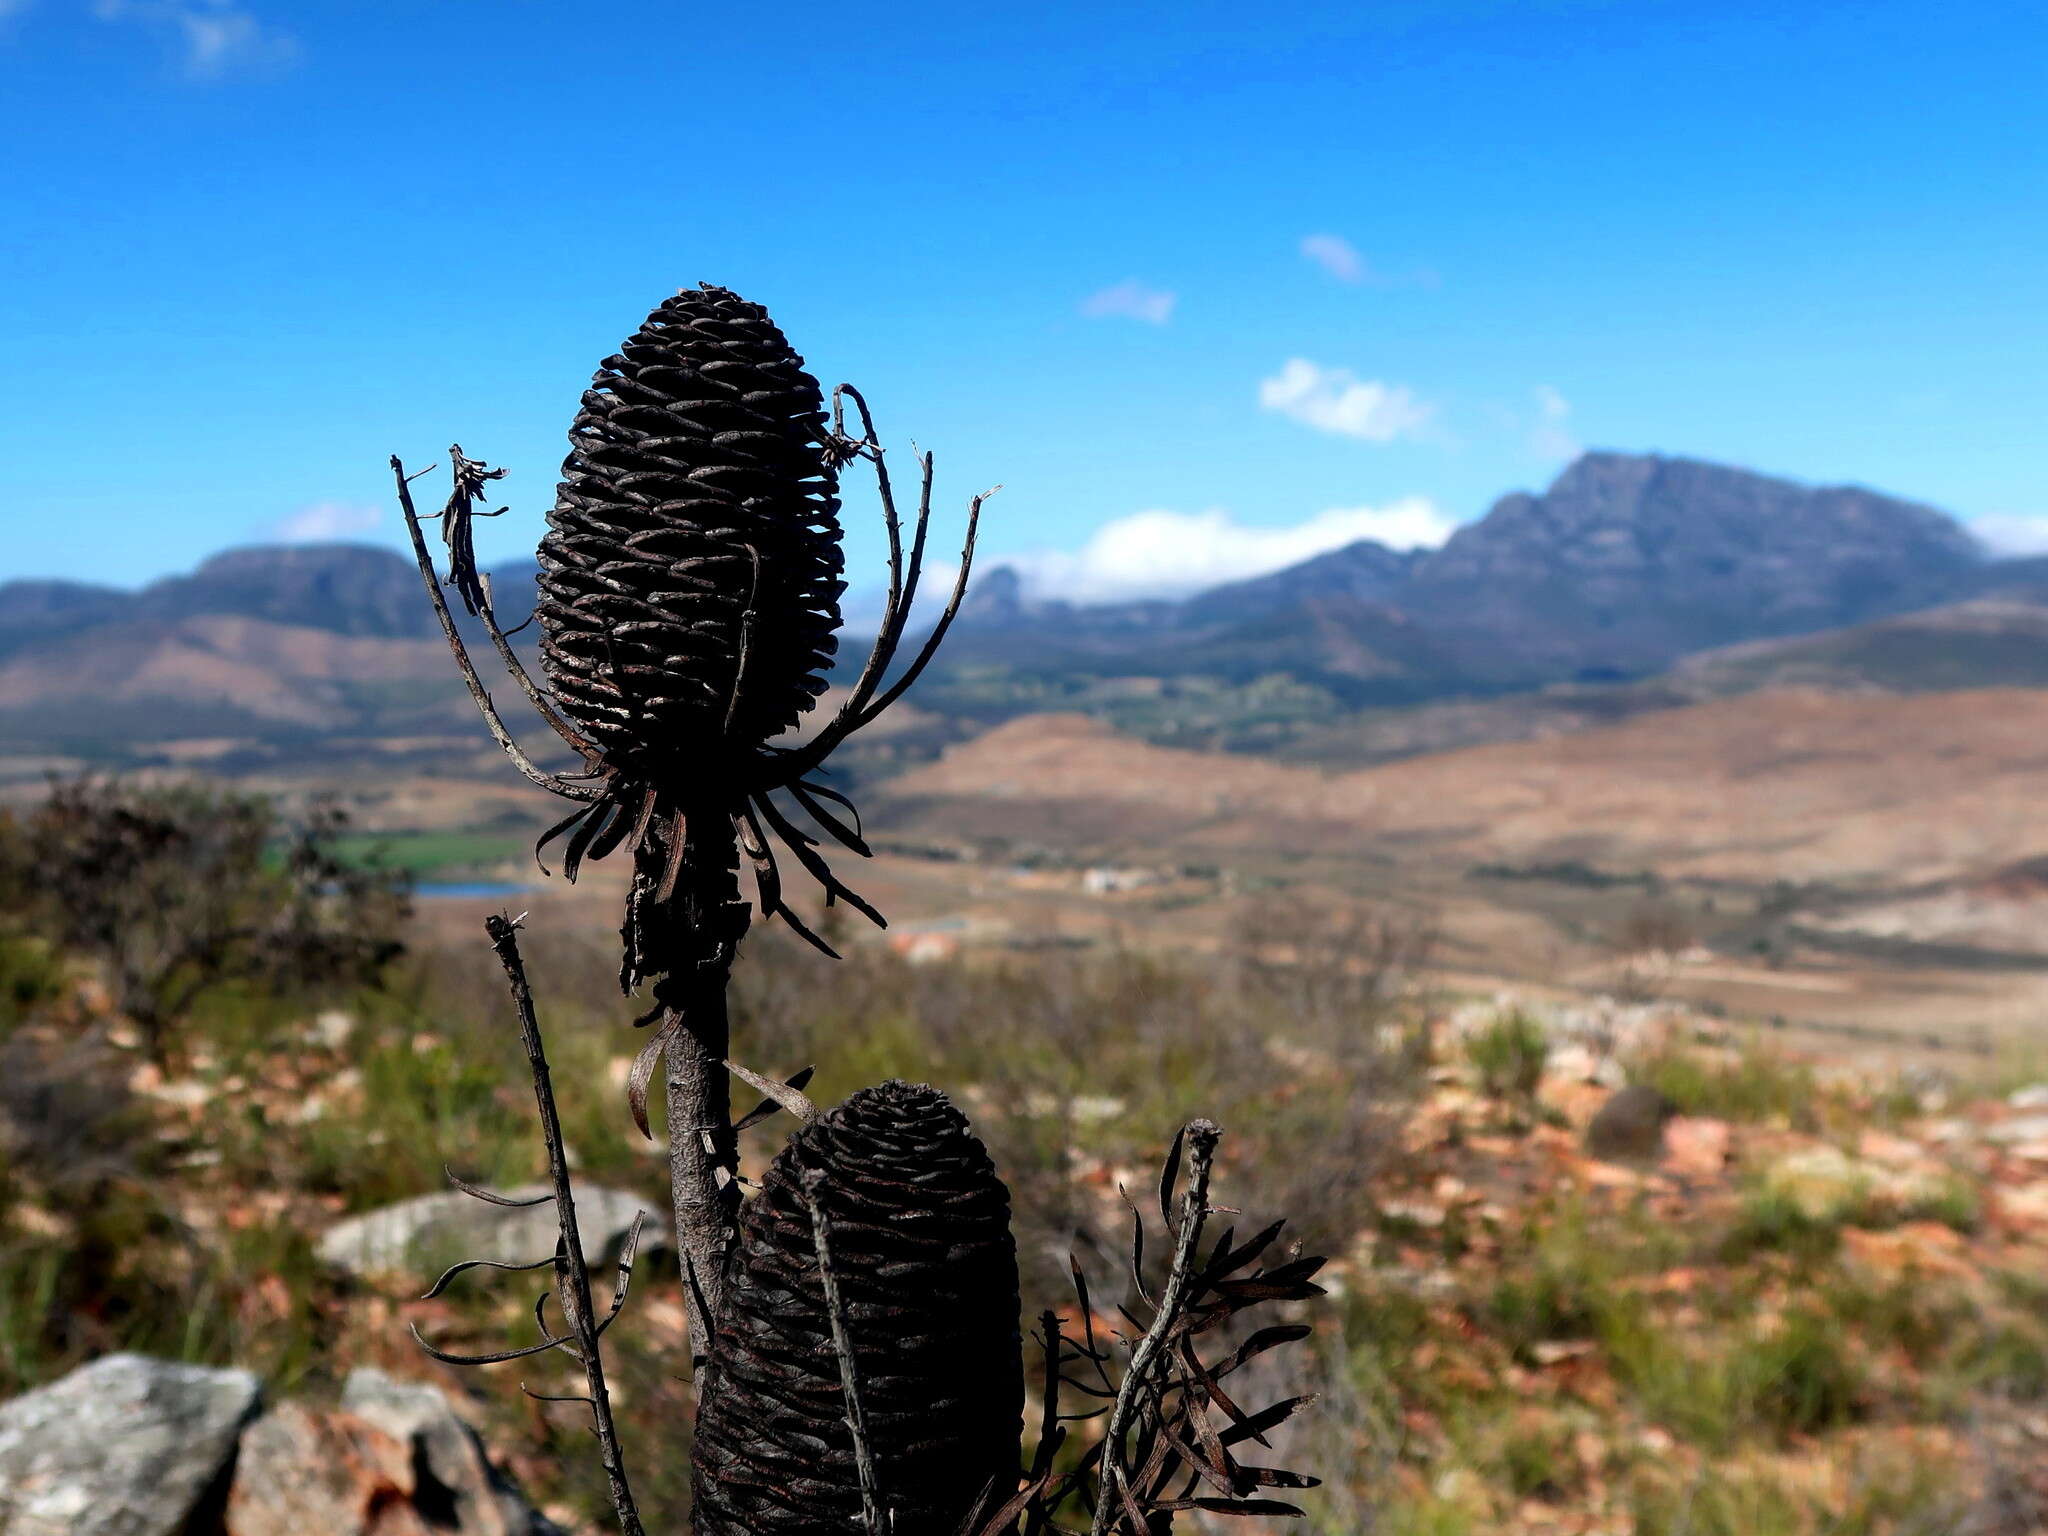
xmin=537 ymin=284 xmax=845 ymax=767
xmin=691 ymin=1081 xmax=1024 ymax=1536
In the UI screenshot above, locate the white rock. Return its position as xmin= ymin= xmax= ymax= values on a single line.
xmin=1987 ymin=1114 xmax=2048 ymax=1146
xmin=0 ymin=1354 xmax=260 ymax=1536
xmin=317 ymin=1183 xmax=658 ymax=1282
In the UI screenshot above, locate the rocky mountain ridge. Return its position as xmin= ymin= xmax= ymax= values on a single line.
xmin=947 ymin=450 xmax=1996 ymax=696
xmin=1 ymin=450 xmax=2036 ymax=762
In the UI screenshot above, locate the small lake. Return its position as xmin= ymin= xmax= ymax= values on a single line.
xmin=414 ymin=881 xmax=532 ymax=900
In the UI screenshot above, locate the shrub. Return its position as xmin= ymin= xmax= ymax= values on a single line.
xmin=1465 ymin=1009 xmax=1549 ymax=1101
xmin=1628 ymin=1038 xmax=1821 ymax=1126
xmin=0 ymin=778 xmax=409 ymax=1059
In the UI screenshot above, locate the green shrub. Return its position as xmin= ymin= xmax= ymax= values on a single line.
xmin=1466 ymin=1009 xmax=1549 ymax=1100
xmin=1722 ymin=1187 xmax=1846 ymax=1265
xmin=1737 ymin=1308 xmax=1865 ymax=1436
xmin=1629 ymin=1039 xmax=1820 ymax=1126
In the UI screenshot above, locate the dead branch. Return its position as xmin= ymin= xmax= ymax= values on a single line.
xmin=407 ymin=913 xmax=646 ymax=1536
xmin=389 ymin=455 xmax=605 ymax=803
xmin=972 ymin=1121 xmax=1326 ymax=1536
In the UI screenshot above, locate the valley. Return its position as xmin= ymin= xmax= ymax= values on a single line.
xmin=10 ymin=448 xmax=2048 ymax=1061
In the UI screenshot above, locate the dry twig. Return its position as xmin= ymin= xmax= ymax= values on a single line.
xmin=408 ymin=913 xmax=647 ymax=1536
xmin=970 ymin=1122 xmax=1327 ymax=1536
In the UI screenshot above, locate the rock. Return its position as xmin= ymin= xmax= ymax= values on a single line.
xmin=317 ymin=1183 xmax=656 ymax=1281
xmin=1546 ymin=1042 xmax=1626 ymax=1089
xmin=2008 ymin=1084 xmax=2048 ymax=1111
xmin=226 ymin=1370 xmax=560 ymax=1536
xmin=1855 ymin=1129 xmax=1926 ymax=1166
xmin=2001 ymin=1182 xmax=2048 ymax=1227
xmin=1987 ymin=1114 xmax=2048 ymax=1145
xmin=343 ymin=1369 xmax=561 ymax=1535
xmin=308 ymin=1010 xmax=357 ymax=1051
xmin=0 ymin=1353 xmax=261 ymax=1536
xmin=1584 ymin=1085 xmax=1677 ymax=1162
xmin=1660 ymin=1115 xmax=1732 ymax=1177
xmin=224 ymin=1402 xmax=416 ymax=1535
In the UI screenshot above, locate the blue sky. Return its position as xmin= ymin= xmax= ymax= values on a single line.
xmin=4 ymin=0 xmax=2046 ymax=604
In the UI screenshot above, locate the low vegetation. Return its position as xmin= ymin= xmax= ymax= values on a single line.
xmin=4 ymin=783 xmax=2048 ymax=1531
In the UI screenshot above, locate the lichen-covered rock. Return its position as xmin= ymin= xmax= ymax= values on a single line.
xmin=691 ymin=1081 xmax=1023 ymax=1536
xmin=0 ymin=1353 xmax=261 ymax=1536
xmin=315 ymin=1183 xmax=653 ymax=1282
xmin=225 ymin=1369 xmax=561 ymax=1536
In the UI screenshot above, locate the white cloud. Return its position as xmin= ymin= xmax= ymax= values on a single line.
xmin=1298 ymin=235 xmax=1441 ymax=289
xmin=1006 ymin=499 xmax=1453 ymax=604
xmin=1300 ymin=233 xmax=1366 ymax=283
xmin=269 ymin=502 xmax=382 ymax=542
xmin=1079 ymin=280 xmax=1176 ymax=326
xmin=1258 ymin=358 xmax=1433 ymax=443
xmin=1528 ymin=384 xmax=1578 ymax=460
xmin=1969 ymin=513 xmax=2048 ymax=557
xmin=94 ymin=0 xmax=299 ymax=79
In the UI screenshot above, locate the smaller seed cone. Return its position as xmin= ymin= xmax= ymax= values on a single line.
xmin=691 ymin=1081 xmax=1024 ymax=1536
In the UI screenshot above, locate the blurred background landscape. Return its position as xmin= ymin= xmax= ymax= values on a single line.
xmin=8 ymin=1 xmax=2048 ymax=1532
xmin=16 ymin=446 xmax=2048 ymax=1051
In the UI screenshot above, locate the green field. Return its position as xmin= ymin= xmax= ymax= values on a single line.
xmin=327 ymin=828 xmax=528 ymax=879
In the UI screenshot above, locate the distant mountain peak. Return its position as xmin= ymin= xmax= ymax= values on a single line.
xmin=1408 ymin=449 xmax=1985 ymax=667
xmin=1197 ymin=537 xmax=1421 ymax=618
xmin=0 ymin=450 xmax=2020 ymax=755
xmin=188 ymin=542 xmax=411 ymax=578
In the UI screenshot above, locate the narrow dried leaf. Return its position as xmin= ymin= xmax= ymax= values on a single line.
xmin=1217 ymin=1395 xmax=1316 ymax=1449
xmin=1158 ymin=1124 xmax=1187 ymax=1230
xmin=418 ymin=1251 xmax=557 ymax=1300
xmin=1199 ymin=1220 xmax=1286 ymax=1285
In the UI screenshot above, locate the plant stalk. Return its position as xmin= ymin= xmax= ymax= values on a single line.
xmin=655 ymin=808 xmax=748 ymax=1369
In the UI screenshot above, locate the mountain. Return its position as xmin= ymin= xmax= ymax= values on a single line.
xmin=1401 ymin=451 xmax=1985 ymax=672
xmin=944 ymin=451 xmax=1992 ymax=700
xmin=0 ymin=580 xmax=127 ymax=658
xmin=1201 ymin=539 xmax=1424 ymax=619
xmin=0 ymin=450 xmax=2030 ymax=765
xmin=0 ymin=616 xmax=470 ymax=746
xmin=0 ymin=544 xmax=553 ymax=757
xmin=0 ymin=545 xmax=558 ymax=662
xmin=128 ymin=545 xmax=446 ymax=640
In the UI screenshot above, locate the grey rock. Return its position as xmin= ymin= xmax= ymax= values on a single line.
xmin=0 ymin=1353 xmax=261 ymax=1536
xmin=224 ymin=1401 xmax=414 ymax=1536
xmin=342 ymin=1369 xmax=562 ymax=1535
xmin=224 ymin=1371 xmax=561 ymax=1536
xmin=1585 ymin=1084 xmax=1678 ymax=1162
xmin=316 ymin=1182 xmax=656 ymax=1281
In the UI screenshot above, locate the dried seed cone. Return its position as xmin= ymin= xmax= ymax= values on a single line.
xmin=537 ymin=284 xmax=845 ymax=765
xmin=691 ymin=1081 xmax=1024 ymax=1536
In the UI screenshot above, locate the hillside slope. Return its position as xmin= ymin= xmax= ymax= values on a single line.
xmin=880 ymin=688 xmax=2048 ymax=888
